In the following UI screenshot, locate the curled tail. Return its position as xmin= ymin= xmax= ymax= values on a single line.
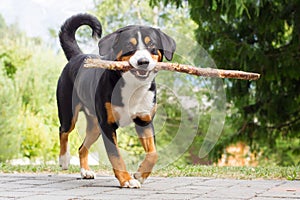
xmin=59 ymin=13 xmax=102 ymax=61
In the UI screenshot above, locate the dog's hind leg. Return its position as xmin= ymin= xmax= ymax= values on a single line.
xmin=58 ymin=103 xmax=81 ymax=170
xmin=78 ymin=113 xmax=101 ymax=179
xmin=57 ymin=71 xmax=78 ymax=170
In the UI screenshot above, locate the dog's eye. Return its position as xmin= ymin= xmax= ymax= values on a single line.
xmin=148 ymin=46 xmax=158 ymax=55
xmin=146 ymin=41 xmax=158 ymax=54
xmin=151 ymin=48 xmax=158 ymax=55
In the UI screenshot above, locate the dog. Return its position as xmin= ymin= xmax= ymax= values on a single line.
xmin=57 ymin=13 xmax=176 ymax=188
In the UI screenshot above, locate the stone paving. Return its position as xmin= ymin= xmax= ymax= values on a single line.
xmin=0 ymin=173 xmax=299 ymax=200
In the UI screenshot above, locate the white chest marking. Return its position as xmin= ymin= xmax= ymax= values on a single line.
xmin=113 ymin=72 xmax=156 ymax=127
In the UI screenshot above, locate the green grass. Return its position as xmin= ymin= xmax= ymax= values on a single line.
xmin=153 ymin=165 xmax=300 ymax=180
xmin=0 ymin=163 xmax=299 ymax=180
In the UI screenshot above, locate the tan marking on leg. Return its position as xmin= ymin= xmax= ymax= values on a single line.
xmin=139 ymin=130 xmax=156 ymax=153
xmin=59 ymin=132 xmax=69 ymax=156
xmin=135 ymin=127 xmax=158 ymax=181
xmin=113 ymin=168 xmax=132 ymax=187
xmin=59 ymin=121 xmax=74 ymax=157
xmin=105 ymin=102 xmax=120 ymax=124
xmin=79 ymin=145 xmax=89 ymax=170
xmin=109 ymin=154 xmax=132 ymax=186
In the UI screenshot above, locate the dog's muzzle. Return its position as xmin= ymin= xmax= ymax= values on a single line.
xmin=129 ymin=57 xmax=150 ymax=78
xmin=129 ymin=50 xmax=157 ymax=79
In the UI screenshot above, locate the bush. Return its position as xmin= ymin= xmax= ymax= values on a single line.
xmin=0 ymin=66 xmax=22 ymax=161
xmin=15 ymin=45 xmax=65 ymax=162
xmin=0 ymin=21 xmax=67 ymax=162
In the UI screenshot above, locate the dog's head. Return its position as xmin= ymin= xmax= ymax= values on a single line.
xmin=98 ymin=25 xmax=176 ymax=80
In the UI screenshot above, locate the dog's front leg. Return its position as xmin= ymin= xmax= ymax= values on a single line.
xmin=133 ymin=121 xmax=158 ymax=184
xmin=101 ymin=123 xmax=141 ymax=188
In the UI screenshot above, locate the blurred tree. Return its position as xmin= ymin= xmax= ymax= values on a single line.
xmin=92 ymin=0 xmax=195 ymax=34
xmin=150 ymin=0 xmax=300 ymax=165
xmin=0 ymin=14 xmax=29 ymax=161
xmin=0 ymin=14 xmax=75 ymax=163
xmin=0 ymin=57 xmax=22 ymax=161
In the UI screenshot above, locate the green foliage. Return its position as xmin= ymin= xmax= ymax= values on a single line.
xmin=92 ymin=0 xmax=156 ymax=34
xmin=15 ymin=47 xmax=64 ymax=162
xmin=0 ymin=65 xmax=22 ymax=161
xmin=18 ymin=51 xmax=68 ymax=161
xmin=92 ymin=0 xmax=196 ymax=35
xmin=0 ymin=17 xmax=66 ymax=163
xmin=0 ymin=22 xmax=28 ymax=161
xmin=151 ymin=0 xmax=300 ymax=166
xmin=0 ymin=26 xmax=32 ymax=78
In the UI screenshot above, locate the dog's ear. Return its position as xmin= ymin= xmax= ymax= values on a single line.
xmin=157 ymin=30 xmax=176 ymax=61
xmin=98 ymin=33 xmax=119 ymax=60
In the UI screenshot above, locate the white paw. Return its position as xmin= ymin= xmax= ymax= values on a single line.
xmin=133 ymin=172 xmax=145 ymax=184
xmin=80 ymin=168 xmax=96 ymax=179
xmin=59 ymin=152 xmax=70 ymax=170
xmin=123 ymin=179 xmax=141 ymax=188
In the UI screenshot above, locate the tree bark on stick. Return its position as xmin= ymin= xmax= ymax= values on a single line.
xmin=84 ymin=57 xmax=260 ymax=80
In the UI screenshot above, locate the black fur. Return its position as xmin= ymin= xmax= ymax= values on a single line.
xmin=59 ymin=13 xmax=102 ymax=61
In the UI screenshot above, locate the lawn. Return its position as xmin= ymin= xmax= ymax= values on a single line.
xmin=0 ymin=163 xmax=299 ymax=181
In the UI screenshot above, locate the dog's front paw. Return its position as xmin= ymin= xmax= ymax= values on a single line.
xmin=122 ymin=179 xmax=141 ymax=188
xmin=133 ymin=172 xmax=145 ymax=184
xmin=80 ymin=168 xmax=96 ymax=179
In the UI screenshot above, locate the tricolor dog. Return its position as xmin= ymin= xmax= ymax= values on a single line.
xmin=57 ymin=14 xmax=176 ymax=188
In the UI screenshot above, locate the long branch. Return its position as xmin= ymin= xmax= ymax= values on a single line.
xmin=84 ymin=57 xmax=260 ymax=80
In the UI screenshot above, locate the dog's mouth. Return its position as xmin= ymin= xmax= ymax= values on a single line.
xmin=130 ymin=69 xmax=151 ymax=79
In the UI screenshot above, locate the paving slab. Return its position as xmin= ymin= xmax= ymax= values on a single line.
xmin=0 ymin=173 xmax=299 ymax=200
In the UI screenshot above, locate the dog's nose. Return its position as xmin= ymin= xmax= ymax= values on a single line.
xmin=137 ymin=57 xmax=150 ymax=69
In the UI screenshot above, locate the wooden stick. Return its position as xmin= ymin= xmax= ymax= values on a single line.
xmin=84 ymin=57 xmax=260 ymax=80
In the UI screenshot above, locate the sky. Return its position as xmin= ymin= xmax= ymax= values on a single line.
xmin=0 ymin=0 xmax=94 ymax=39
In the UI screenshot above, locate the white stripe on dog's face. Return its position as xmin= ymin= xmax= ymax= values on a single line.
xmin=129 ymin=32 xmax=157 ymax=71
